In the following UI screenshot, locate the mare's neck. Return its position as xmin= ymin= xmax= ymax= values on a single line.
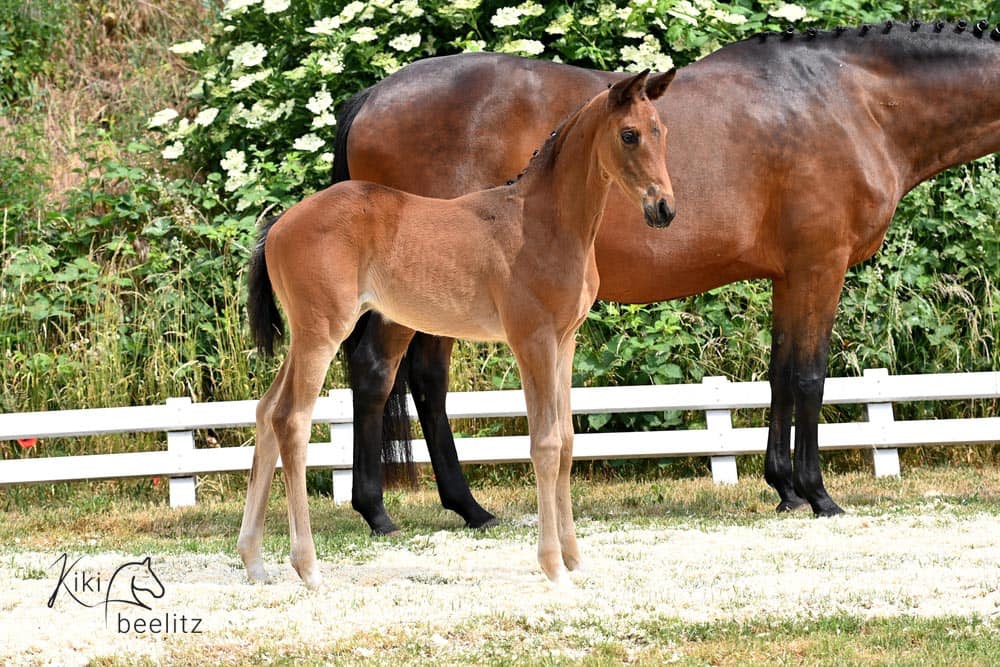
xmin=514 ymin=97 xmax=612 ymax=250
xmin=865 ymin=35 xmax=1000 ymax=191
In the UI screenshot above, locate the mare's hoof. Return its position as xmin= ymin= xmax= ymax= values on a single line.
xmin=466 ymin=515 xmax=500 ymax=531
xmin=775 ymin=498 xmax=810 ymax=513
xmin=371 ymin=527 xmax=403 ymax=539
xmin=813 ymin=500 xmax=845 ymax=517
xmin=370 ymin=522 xmax=401 ymax=537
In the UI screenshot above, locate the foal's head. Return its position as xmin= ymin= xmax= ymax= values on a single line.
xmin=599 ymin=69 xmax=677 ymax=228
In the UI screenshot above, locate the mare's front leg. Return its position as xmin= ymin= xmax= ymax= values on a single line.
xmin=408 ymin=333 xmax=498 ymax=529
xmin=510 ymin=332 xmax=570 ymax=585
xmin=765 ymin=279 xmax=809 ymax=512
xmin=779 ymin=262 xmax=848 ymax=517
xmin=346 ymin=313 xmax=415 ymax=535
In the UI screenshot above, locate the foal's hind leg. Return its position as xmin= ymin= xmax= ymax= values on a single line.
xmin=237 ymin=362 xmax=288 ymax=582
xmin=271 ymin=336 xmax=341 ymax=589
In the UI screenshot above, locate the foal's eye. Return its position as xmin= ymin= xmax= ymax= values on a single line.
xmin=620 ymin=129 xmax=639 ymax=145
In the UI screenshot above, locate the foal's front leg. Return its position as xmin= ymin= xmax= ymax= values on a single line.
xmin=555 ymin=338 xmax=580 ymax=571
xmin=511 ymin=335 xmax=570 ymax=585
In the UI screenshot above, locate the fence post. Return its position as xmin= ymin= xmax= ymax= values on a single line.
xmin=864 ymin=368 xmax=900 ymax=478
xmin=166 ymin=397 xmax=197 ymax=507
xmin=329 ymin=390 xmax=353 ymax=505
xmin=703 ymin=376 xmax=738 ymax=485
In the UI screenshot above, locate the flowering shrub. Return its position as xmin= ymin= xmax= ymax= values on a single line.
xmin=153 ymin=0 xmax=840 ymax=212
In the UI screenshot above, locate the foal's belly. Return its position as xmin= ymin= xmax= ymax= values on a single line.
xmin=363 ymin=281 xmax=507 ymax=343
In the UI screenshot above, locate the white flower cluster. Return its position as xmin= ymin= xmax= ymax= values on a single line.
xmin=262 ymin=0 xmax=289 ymax=14
xmin=306 ymin=87 xmax=337 ymax=128
xmin=229 ymin=99 xmax=293 ymax=129
xmin=491 ymin=2 xmax=545 ymax=28
xmin=497 ymin=39 xmax=545 ymax=56
xmin=388 ymin=33 xmax=421 ymax=53
xmin=620 ymin=36 xmax=674 ymax=73
xmin=768 ymin=3 xmax=808 ymax=22
xmin=293 ymin=134 xmax=325 ymax=152
xmin=230 ymin=68 xmax=272 ymax=92
xmin=228 ymin=41 xmax=267 ymax=69
xmin=221 ymin=148 xmax=258 ymax=192
xmin=168 ymin=39 xmax=205 ymax=55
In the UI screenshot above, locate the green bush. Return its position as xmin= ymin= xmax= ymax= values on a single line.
xmin=1 ymin=0 xmax=997 ymax=475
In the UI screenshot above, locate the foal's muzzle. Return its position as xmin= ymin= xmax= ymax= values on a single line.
xmin=643 ymin=195 xmax=675 ymax=229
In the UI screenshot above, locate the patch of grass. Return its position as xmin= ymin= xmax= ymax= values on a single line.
xmin=2 ymin=465 xmax=998 ymax=558
xmin=120 ymin=614 xmax=1000 ymax=666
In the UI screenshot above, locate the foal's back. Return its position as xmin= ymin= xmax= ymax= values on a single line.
xmin=267 ymin=179 xmax=531 ymax=342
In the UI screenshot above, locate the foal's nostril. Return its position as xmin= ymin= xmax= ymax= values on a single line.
xmin=658 ymin=198 xmax=675 ymax=225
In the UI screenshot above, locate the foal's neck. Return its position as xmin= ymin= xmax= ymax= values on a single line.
xmin=513 ymin=98 xmax=613 ymax=250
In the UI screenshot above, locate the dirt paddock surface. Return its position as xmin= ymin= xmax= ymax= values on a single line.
xmin=2 ymin=508 xmax=998 ymax=665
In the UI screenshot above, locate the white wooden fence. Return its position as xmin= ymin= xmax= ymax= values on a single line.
xmin=0 ymin=368 xmax=997 ymax=507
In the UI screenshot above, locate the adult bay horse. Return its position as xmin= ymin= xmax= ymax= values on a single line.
xmin=334 ymin=22 xmax=1000 ymax=535
xmin=238 ymin=71 xmax=677 ymax=588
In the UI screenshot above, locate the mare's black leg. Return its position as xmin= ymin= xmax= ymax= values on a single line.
xmin=347 ymin=314 xmax=415 ymax=535
xmin=791 ymin=339 xmax=844 ymax=517
xmin=780 ymin=266 xmax=846 ymax=517
xmin=407 ymin=334 xmax=498 ymax=529
xmin=765 ymin=280 xmax=810 ymax=512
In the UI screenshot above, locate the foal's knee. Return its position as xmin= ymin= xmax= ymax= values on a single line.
xmin=531 ymin=436 xmax=562 ymax=480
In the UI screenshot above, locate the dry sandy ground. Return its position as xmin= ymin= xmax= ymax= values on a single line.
xmin=2 ymin=510 xmax=999 ymax=665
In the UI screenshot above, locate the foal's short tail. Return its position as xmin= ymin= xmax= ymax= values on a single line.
xmin=333 ymin=85 xmax=416 ymax=488
xmin=248 ymin=215 xmax=285 ymax=357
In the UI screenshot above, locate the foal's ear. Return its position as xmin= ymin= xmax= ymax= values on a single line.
xmin=608 ymin=69 xmax=650 ymax=108
xmin=644 ymin=68 xmax=676 ymax=101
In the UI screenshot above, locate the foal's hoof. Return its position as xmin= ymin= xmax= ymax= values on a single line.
xmin=299 ymin=570 xmax=323 ymax=591
xmin=245 ymin=561 xmax=270 ymax=584
xmin=563 ymin=554 xmax=583 ymax=572
xmin=466 ymin=515 xmax=500 ymax=531
xmin=545 ymin=567 xmax=576 ymax=592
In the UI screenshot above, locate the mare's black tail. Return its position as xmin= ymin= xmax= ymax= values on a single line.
xmin=248 ymin=215 xmax=284 ymax=357
xmin=334 ymin=86 xmax=416 ymax=488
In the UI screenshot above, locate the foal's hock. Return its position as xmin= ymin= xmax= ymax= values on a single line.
xmin=238 ymin=69 xmax=677 ymax=589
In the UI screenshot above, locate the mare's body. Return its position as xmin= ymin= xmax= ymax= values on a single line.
xmin=336 ymin=24 xmax=1000 ymax=533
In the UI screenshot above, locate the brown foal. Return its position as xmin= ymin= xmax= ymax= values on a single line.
xmin=237 ymin=69 xmax=677 ymax=588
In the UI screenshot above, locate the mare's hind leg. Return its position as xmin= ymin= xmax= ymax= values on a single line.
xmin=765 ymin=279 xmax=809 ymax=513
xmin=237 ymin=362 xmax=288 ymax=582
xmin=510 ymin=333 xmax=569 ymax=585
xmin=347 ymin=314 xmax=416 ymax=536
xmin=272 ymin=335 xmax=341 ymax=589
xmin=408 ymin=333 xmax=498 ymax=529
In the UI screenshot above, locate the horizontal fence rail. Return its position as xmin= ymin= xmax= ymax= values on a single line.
xmin=1 ymin=369 xmax=997 ymax=507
